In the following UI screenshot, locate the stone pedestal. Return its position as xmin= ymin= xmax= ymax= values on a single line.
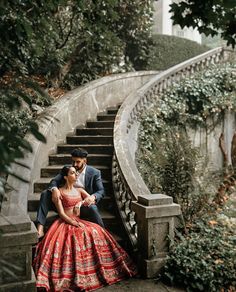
xmin=132 ymin=194 xmax=181 ymax=278
xmin=0 ymin=214 xmax=38 ymax=292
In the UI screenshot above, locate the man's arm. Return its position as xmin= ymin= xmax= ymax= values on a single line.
xmin=48 ymin=173 xmax=63 ymax=191
xmin=48 ymin=172 xmax=64 ymax=204
xmin=92 ymin=170 xmax=104 ymax=203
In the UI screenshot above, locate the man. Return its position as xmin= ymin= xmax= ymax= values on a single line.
xmin=37 ymin=148 xmax=105 ymax=238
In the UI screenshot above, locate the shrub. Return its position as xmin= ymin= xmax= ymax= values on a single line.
xmin=136 ymin=125 xmax=217 ymax=226
xmin=148 ymin=34 xmax=210 ymax=70
xmin=164 ymin=216 xmax=236 ymax=291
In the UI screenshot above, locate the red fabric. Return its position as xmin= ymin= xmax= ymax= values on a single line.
xmin=33 ymin=193 xmax=137 ymax=291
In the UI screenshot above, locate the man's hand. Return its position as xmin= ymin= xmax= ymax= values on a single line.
xmin=51 ymin=188 xmax=62 ymax=204
xmin=83 ymin=195 xmax=96 ymax=207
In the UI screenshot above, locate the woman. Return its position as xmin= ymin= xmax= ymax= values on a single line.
xmin=33 ymin=165 xmax=137 ymax=291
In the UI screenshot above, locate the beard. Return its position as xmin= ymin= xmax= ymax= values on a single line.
xmin=74 ymin=163 xmax=85 ymax=171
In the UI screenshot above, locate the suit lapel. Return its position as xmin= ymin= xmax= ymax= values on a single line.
xmin=84 ymin=166 xmax=90 ymax=189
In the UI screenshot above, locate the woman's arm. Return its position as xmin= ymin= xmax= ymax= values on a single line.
xmin=78 ymin=187 xmax=90 ymax=200
xmin=54 ymin=192 xmax=79 ymax=227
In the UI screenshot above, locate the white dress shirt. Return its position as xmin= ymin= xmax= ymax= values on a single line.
xmin=74 ymin=165 xmax=87 ymax=188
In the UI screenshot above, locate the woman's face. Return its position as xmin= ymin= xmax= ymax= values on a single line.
xmin=66 ymin=167 xmax=77 ymax=183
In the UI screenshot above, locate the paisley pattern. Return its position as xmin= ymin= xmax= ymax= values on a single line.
xmin=33 ymin=193 xmax=137 ymax=291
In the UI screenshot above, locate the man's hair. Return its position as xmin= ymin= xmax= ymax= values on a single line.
xmin=71 ymin=148 xmax=88 ymax=158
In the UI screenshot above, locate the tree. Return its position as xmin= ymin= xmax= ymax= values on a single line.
xmin=170 ymin=0 xmax=236 ymax=48
xmin=0 ymin=0 xmax=63 ymax=199
xmin=40 ymin=0 xmax=154 ymax=88
xmin=0 ymin=0 xmax=154 ymax=200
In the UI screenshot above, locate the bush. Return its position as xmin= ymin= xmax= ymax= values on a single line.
xmin=148 ymin=34 xmax=209 ymax=70
xmin=164 ymin=216 xmax=236 ymax=291
xmin=136 ymin=125 xmax=217 ymax=226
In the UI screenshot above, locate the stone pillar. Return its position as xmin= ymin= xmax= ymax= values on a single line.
xmin=132 ymin=194 xmax=181 ymax=278
xmin=0 ymin=214 xmax=38 ymax=292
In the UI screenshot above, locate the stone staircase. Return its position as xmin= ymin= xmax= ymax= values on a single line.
xmin=28 ymin=105 xmax=126 ymax=246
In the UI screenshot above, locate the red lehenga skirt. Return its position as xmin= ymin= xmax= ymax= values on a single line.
xmin=33 ymin=217 xmax=137 ymax=291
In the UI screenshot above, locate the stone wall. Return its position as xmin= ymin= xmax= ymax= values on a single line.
xmin=188 ymin=111 xmax=236 ymax=170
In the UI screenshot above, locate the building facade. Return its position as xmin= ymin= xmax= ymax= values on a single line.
xmin=153 ymin=0 xmax=202 ymax=44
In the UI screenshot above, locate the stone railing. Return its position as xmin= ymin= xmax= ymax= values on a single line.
xmin=0 ymin=71 xmax=157 ymax=290
xmin=113 ymin=47 xmax=229 ymax=276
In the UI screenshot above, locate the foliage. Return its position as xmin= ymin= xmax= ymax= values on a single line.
xmin=0 ymin=0 xmax=154 ymax=197
xmin=0 ymin=1 xmax=62 ymax=197
xmin=137 ymin=61 xmax=236 ymax=291
xmin=139 ymin=63 xmax=236 ymax=135
xmin=202 ymin=34 xmax=226 ymax=49
xmin=0 ymin=81 xmax=48 ymax=198
xmin=170 ymin=0 xmax=236 ymax=48
xmin=137 ymin=126 xmax=217 ymax=226
xmin=115 ymin=0 xmax=154 ymax=71
xmin=148 ymin=34 xmax=209 ymax=70
xmin=163 ymin=215 xmax=236 ymax=291
xmin=28 ymin=0 xmax=155 ymax=88
xmin=137 ymin=63 xmax=236 ymax=225
xmin=0 ymin=0 xmax=64 ymax=76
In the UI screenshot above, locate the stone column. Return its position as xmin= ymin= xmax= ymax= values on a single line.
xmin=132 ymin=194 xmax=181 ymax=278
xmin=0 ymin=214 xmax=38 ymax=292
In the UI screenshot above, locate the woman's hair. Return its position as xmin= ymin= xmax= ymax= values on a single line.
xmin=60 ymin=165 xmax=72 ymax=186
xmin=61 ymin=165 xmax=71 ymax=177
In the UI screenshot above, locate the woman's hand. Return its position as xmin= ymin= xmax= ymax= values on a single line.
xmin=83 ymin=195 xmax=96 ymax=207
xmin=78 ymin=222 xmax=85 ymax=228
xmin=70 ymin=219 xmax=84 ymax=228
xmin=70 ymin=219 xmax=80 ymax=227
xmin=73 ymin=201 xmax=84 ymax=216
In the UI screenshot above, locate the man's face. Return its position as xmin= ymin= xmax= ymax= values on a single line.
xmin=72 ymin=157 xmax=86 ymax=171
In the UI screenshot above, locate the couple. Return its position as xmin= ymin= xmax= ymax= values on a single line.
xmin=33 ymin=148 xmax=137 ymax=291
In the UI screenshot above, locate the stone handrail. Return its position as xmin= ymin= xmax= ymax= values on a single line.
xmin=113 ymin=47 xmax=227 ymax=248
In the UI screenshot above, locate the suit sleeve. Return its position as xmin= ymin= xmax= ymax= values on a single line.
xmin=92 ymin=170 xmax=105 ymax=203
xmin=47 ymin=172 xmax=64 ymax=191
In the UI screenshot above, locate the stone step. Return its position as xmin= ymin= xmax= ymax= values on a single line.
xmin=49 ymin=153 xmax=112 ymax=166
xmin=57 ymin=144 xmax=114 ymax=155
xmin=27 ymin=103 xmax=128 ymax=259
xmin=76 ymin=128 xmax=113 ymax=136
xmin=34 ymin=178 xmax=113 ymax=193
xmin=106 ymin=107 xmax=119 ymax=114
xmin=97 ymin=114 xmax=116 ymax=121
xmin=41 ymin=164 xmax=112 ymax=178
xmin=86 ymin=121 xmax=115 ymax=128
xmin=28 ymin=193 xmax=114 ymax=212
xmin=66 ymin=135 xmax=113 ymax=145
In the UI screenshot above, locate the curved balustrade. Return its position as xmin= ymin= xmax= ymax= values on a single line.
xmin=113 ymin=47 xmax=228 ymax=249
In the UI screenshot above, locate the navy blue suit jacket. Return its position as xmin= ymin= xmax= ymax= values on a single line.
xmin=48 ymin=165 xmax=105 ymax=203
